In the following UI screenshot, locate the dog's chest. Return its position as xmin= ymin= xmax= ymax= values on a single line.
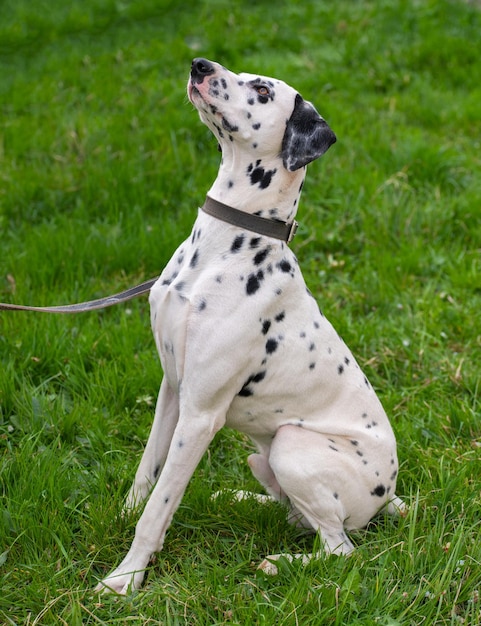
xmin=149 ymin=220 xmax=305 ymax=385
xmin=150 ymin=217 xmax=391 ymax=441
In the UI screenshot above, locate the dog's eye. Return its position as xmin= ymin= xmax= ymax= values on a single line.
xmin=254 ymin=85 xmax=270 ymax=96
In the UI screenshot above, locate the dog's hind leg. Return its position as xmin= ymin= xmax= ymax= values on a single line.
xmin=124 ymin=378 xmax=179 ymax=512
xmin=258 ymin=424 xmax=367 ymax=574
xmin=247 ymin=452 xmax=312 ymax=529
xmin=247 ymin=453 xmax=286 ymax=501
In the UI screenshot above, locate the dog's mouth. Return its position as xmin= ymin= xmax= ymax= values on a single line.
xmin=188 ymin=80 xmax=216 ymax=116
xmin=187 ymin=81 xmax=200 ymax=103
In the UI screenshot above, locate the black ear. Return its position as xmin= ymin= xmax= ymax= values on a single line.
xmin=281 ymin=94 xmax=336 ymax=171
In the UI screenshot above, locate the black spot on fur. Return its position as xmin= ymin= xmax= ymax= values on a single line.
xmin=371 ymin=484 xmax=386 ymax=498
xmin=241 ymin=370 xmax=267 ymax=395
xmin=338 ymin=364 xmax=344 ymax=374
xmin=278 ymin=259 xmax=292 ymax=274
xmin=198 ymin=299 xmax=207 ymax=312
xmin=309 ymin=362 xmax=316 ymax=370
xmin=153 ymin=465 xmax=160 ymax=479
xmin=250 ymin=237 xmax=261 ymax=249
xmin=214 ymin=123 xmax=224 ymax=138
xmin=253 ymin=247 xmax=270 ymax=265
xmin=265 ymin=338 xmax=278 ymax=354
xmin=262 ymin=320 xmax=271 ymax=335
xmin=190 ymin=249 xmax=199 ymax=268
xmin=231 ymin=234 xmax=245 ymax=253
xmin=222 ymin=117 xmax=238 ymax=133
xmin=275 ymin=311 xmax=285 ymax=323
xmin=247 ymin=161 xmax=277 ymax=189
xmin=246 ymin=270 xmax=264 ymax=295
xmin=252 ymin=371 xmax=266 ymax=383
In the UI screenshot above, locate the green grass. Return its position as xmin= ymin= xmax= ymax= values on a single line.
xmin=1 ymin=0 xmax=480 ymax=623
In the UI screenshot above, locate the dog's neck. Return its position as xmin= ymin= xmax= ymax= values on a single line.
xmin=207 ymin=151 xmax=306 ymax=223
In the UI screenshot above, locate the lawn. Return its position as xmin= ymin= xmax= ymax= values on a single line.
xmin=1 ymin=0 xmax=480 ymax=623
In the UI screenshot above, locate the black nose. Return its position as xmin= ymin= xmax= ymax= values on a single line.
xmin=191 ymin=58 xmax=215 ymax=84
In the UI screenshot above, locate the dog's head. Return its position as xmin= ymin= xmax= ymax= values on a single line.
xmin=188 ymin=58 xmax=336 ymax=172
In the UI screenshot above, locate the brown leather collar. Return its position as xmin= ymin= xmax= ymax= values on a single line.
xmin=201 ymin=195 xmax=298 ymax=243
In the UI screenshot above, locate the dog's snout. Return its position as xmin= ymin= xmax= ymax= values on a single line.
xmin=191 ymin=58 xmax=215 ymax=84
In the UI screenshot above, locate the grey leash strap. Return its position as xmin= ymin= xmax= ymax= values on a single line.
xmin=0 ymin=277 xmax=158 ymax=313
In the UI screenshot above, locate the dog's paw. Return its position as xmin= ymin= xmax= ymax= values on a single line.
xmin=384 ymin=495 xmax=408 ymax=518
xmin=95 ymin=567 xmax=146 ymax=595
xmin=258 ymin=553 xmax=312 ymax=575
xmin=258 ymin=556 xmax=282 ymax=576
xmin=211 ymin=489 xmax=273 ymax=504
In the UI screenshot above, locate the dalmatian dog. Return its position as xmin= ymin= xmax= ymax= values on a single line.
xmin=96 ymin=58 xmax=404 ymax=594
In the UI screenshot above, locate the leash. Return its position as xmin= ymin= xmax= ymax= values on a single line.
xmin=0 ymin=277 xmax=158 ymax=313
xmin=0 ymin=196 xmax=298 ymax=314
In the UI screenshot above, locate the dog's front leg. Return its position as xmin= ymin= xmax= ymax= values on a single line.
xmin=124 ymin=379 xmax=179 ymax=512
xmin=96 ymin=409 xmax=226 ymax=594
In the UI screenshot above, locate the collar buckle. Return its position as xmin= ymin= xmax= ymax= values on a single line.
xmin=287 ymin=220 xmax=299 ymax=243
